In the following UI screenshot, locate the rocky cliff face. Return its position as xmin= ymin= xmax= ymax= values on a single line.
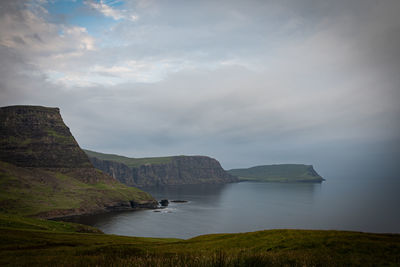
xmin=0 ymin=105 xmax=91 ymax=168
xmin=89 ymin=156 xmax=134 ymax=184
xmin=0 ymin=105 xmax=157 ymax=218
xmin=88 ymin=154 xmax=239 ymax=187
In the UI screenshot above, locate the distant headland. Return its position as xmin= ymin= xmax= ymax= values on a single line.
xmin=228 ymin=164 xmax=324 ymax=183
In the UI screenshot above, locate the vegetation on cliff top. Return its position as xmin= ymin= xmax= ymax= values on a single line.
xmin=84 ymin=149 xmax=174 ymax=168
xmin=0 ymin=214 xmax=399 ymax=266
xmin=228 ymin=164 xmax=324 ymax=182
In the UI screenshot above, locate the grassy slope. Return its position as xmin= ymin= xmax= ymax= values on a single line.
xmin=0 ymin=213 xmax=101 ymax=233
xmin=228 ymin=164 xmax=324 ymax=182
xmin=84 ymin=149 xmax=174 ymax=168
xmin=0 ymin=218 xmax=399 ymax=266
xmin=0 ymin=161 xmax=154 ymax=217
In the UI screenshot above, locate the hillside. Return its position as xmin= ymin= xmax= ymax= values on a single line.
xmin=0 ymin=215 xmax=399 ymax=266
xmin=228 ymin=164 xmax=324 ymax=182
xmin=0 ymin=105 xmax=157 ymax=218
xmin=84 ymin=150 xmax=238 ymax=187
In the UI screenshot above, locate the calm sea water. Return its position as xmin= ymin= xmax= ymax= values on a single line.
xmin=65 ymin=172 xmax=400 ymax=239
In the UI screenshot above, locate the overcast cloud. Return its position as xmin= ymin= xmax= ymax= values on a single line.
xmin=0 ymin=0 xmax=399 ymax=174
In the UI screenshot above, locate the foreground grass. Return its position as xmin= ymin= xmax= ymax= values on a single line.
xmin=0 ymin=213 xmax=102 ymax=233
xmin=0 ymin=217 xmax=399 ymax=267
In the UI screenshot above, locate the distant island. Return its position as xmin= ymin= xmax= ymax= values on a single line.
xmin=84 ymin=149 xmax=238 ymax=187
xmin=228 ymin=164 xmax=324 ymax=183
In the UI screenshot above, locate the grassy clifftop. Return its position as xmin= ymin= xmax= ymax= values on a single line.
xmin=228 ymin=164 xmax=324 ymax=182
xmin=0 ymin=215 xmax=399 ymax=266
xmin=84 ymin=149 xmax=173 ymax=168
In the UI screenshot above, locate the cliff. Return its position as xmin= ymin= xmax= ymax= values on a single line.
xmin=0 ymin=105 xmax=157 ymax=218
xmin=228 ymin=164 xmax=324 ymax=182
xmin=0 ymin=105 xmax=91 ymax=168
xmin=85 ymin=150 xmax=239 ymax=187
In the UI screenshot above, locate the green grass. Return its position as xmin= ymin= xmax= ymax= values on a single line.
xmin=0 ymin=222 xmax=399 ymax=266
xmin=84 ymin=149 xmax=174 ymax=168
xmin=0 ymin=136 xmax=33 ymax=146
xmin=228 ymin=164 xmax=324 ymax=182
xmin=45 ymin=128 xmax=75 ymax=144
xmin=0 ymin=213 xmax=101 ymax=233
xmin=0 ymin=161 xmax=155 ymax=217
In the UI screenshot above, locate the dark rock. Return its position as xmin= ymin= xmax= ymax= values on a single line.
xmin=88 ymin=154 xmax=239 ymax=187
xmin=129 ymin=200 xmax=158 ymax=209
xmin=0 ymin=105 xmax=91 ymax=168
xmin=89 ymin=156 xmax=135 ymax=184
xmin=159 ymin=199 xmax=169 ymax=206
xmin=171 ymin=200 xmax=188 ymax=203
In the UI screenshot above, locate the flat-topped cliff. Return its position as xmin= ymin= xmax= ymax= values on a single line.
xmin=85 ymin=150 xmax=238 ymax=187
xmin=0 ymin=105 xmax=91 ymax=168
xmin=0 ymin=105 xmax=157 ymax=218
xmin=228 ymin=164 xmax=324 ymax=182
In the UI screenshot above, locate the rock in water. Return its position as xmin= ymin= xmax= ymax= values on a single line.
xmin=159 ymin=199 xmax=169 ymax=206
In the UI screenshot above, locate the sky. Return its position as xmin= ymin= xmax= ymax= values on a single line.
xmin=0 ymin=0 xmax=399 ymax=175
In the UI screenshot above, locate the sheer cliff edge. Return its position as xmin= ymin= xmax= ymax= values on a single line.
xmin=0 ymin=105 xmax=157 ymax=218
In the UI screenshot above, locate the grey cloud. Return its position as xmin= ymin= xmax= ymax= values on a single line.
xmin=0 ymin=0 xmax=399 ymax=172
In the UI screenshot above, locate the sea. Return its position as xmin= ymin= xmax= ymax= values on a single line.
xmin=65 ymin=168 xmax=400 ymax=238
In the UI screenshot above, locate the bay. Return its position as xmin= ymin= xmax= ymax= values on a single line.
xmin=65 ymin=173 xmax=400 ymax=239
